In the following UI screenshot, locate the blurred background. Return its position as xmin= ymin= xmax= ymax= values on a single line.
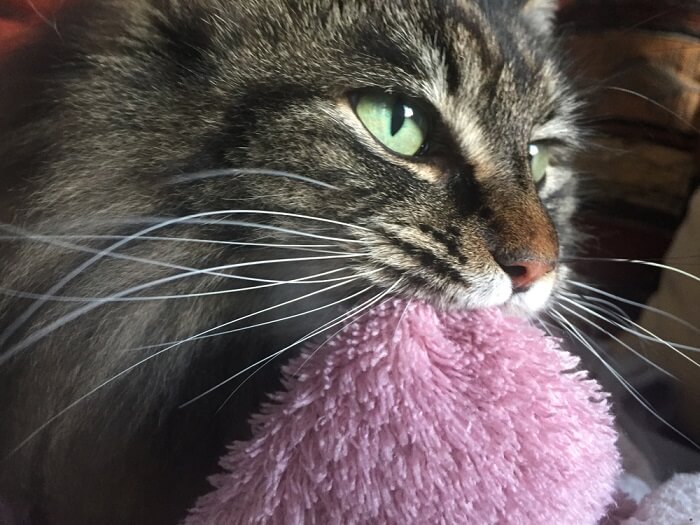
xmin=558 ymin=0 xmax=700 ymax=482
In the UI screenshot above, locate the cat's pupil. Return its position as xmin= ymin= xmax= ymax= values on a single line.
xmin=390 ymin=99 xmax=406 ymax=136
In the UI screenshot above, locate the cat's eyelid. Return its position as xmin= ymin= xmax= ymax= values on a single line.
xmin=350 ymin=86 xmax=436 ymax=113
xmin=531 ymin=119 xmax=580 ymax=147
xmin=529 ymin=137 xmax=567 ymax=149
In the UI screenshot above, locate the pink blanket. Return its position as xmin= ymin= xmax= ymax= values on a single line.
xmin=186 ymin=300 xmax=620 ymax=524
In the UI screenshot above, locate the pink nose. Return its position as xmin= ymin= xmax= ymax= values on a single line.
xmin=500 ymin=260 xmax=555 ymax=291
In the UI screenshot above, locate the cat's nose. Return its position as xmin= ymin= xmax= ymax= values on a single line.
xmin=499 ymin=260 xmax=555 ymax=292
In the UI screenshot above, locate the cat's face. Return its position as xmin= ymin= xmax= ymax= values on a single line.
xmin=37 ymin=0 xmax=580 ymax=316
xmin=215 ymin=0 xmax=577 ymax=311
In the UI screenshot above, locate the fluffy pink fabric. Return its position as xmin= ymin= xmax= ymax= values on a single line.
xmin=186 ymin=300 xmax=620 ymax=524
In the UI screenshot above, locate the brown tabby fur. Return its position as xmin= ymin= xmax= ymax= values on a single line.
xmin=0 ymin=0 xmax=582 ymax=522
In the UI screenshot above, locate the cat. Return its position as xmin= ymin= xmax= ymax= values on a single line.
xmin=0 ymin=0 xmax=583 ymax=523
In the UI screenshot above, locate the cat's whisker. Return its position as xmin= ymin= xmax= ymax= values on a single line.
xmin=596 ymin=331 xmax=700 ymax=354
xmin=212 ymin=290 xmax=400 ymax=415
xmin=4 ymin=216 xmax=368 ymax=244
xmin=555 ymin=299 xmax=679 ymax=378
xmin=559 ymin=290 xmax=633 ymax=323
xmin=566 ymin=279 xmax=700 ymax=336
xmin=0 ymin=209 xmax=369 ymax=350
xmin=3 ymin=276 xmax=365 ymax=458
xmin=183 ymin=280 xmax=402 ymax=411
xmin=601 ymin=85 xmax=700 ymax=133
xmin=290 ymin=294 xmax=410 ymax=381
xmin=621 ymin=7 xmax=683 ymax=32
xmin=289 ymin=319 xmax=356 ymax=379
xmin=163 ymin=209 xmax=372 ymax=232
xmin=0 ymin=233 xmax=350 ymax=255
xmin=142 ymin=217 xmax=367 ymax=242
xmin=128 ymin=281 xmax=379 ymax=352
xmin=535 ymin=318 xmax=566 ymax=340
xmin=0 ymin=268 xmax=379 ymax=303
xmin=563 ymin=295 xmax=700 ymax=355
xmin=582 ymin=297 xmax=700 ymax=354
xmin=535 ymin=319 xmax=554 ymax=336
xmin=0 ymin=254 xmax=369 ymax=366
xmin=24 ymin=0 xmax=60 ymax=36
xmin=570 ymin=255 xmax=700 ymax=264
xmin=168 ymin=167 xmax=338 ymax=190
xmin=60 ymin=210 xmax=371 ymax=235
xmin=558 ymin=289 xmax=650 ymax=352
xmin=110 ymin=274 xmax=364 ymax=363
xmin=562 ymin=286 xmax=700 ymax=346
xmin=561 ymin=257 xmax=700 ymax=285
xmin=548 ymin=308 xmax=700 ymax=451
xmin=0 ymin=224 xmax=351 ymax=285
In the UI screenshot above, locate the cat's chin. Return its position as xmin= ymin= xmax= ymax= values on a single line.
xmin=410 ymin=275 xmax=513 ymax=312
xmin=500 ymin=274 xmax=556 ymax=318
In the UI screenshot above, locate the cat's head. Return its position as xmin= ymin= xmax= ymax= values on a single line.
xmin=34 ymin=0 xmax=581 ymax=316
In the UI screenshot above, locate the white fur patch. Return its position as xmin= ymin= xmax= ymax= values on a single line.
xmin=503 ymin=272 xmax=556 ymax=317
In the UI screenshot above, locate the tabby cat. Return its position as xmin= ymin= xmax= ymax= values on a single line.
xmin=0 ymin=0 xmax=582 ymax=523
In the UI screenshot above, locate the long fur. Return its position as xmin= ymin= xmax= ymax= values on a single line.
xmin=0 ymin=1 xmax=581 ymax=523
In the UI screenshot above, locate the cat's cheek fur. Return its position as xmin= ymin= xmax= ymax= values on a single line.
xmin=520 ymin=0 xmax=558 ymax=33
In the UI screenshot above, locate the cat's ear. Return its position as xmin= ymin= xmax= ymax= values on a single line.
xmin=520 ymin=0 xmax=558 ymax=32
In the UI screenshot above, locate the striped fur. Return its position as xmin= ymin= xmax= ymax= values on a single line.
xmin=0 ymin=1 xmax=581 ymax=523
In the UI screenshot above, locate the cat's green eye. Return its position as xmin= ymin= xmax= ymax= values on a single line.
xmin=353 ymin=92 xmax=428 ymax=157
xmin=528 ymin=143 xmax=550 ymax=184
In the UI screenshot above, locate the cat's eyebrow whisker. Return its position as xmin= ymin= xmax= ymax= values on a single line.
xmin=182 ymin=280 xmax=402 ymax=411
xmin=555 ymin=299 xmax=679 ymax=379
xmin=0 ymin=254 xmax=370 ymax=366
xmin=168 ymin=167 xmax=338 ymax=190
xmin=0 ymin=210 xmax=368 ymax=350
xmin=0 ymin=233 xmax=350 ymax=255
xmin=3 ymin=277 xmax=365 ymax=458
xmin=566 ymin=279 xmax=700 ymax=336
xmin=548 ymin=308 xmax=700 ymax=451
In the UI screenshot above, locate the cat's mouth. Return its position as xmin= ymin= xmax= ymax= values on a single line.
xmin=387 ymin=267 xmax=557 ymax=317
